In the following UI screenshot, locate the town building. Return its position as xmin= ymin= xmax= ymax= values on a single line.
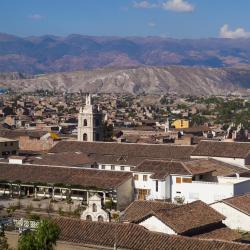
xmin=124 ymin=200 xmax=240 ymax=242
xmin=191 ymin=140 xmax=250 ymax=168
xmin=0 ymin=137 xmax=18 ymax=157
xmin=132 ymin=159 xmax=250 ymax=203
xmin=51 ymin=218 xmax=250 ymax=250
xmin=171 ymin=119 xmax=189 ymax=129
xmin=81 ymin=194 xmax=110 ymax=222
xmin=211 ymin=193 xmax=250 ymax=231
xmin=0 ymin=163 xmax=133 ymax=210
xmin=77 ymin=94 xmax=103 ymax=142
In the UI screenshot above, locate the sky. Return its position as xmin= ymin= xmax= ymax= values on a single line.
xmin=1 ymin=0 xmax=250 ymax=39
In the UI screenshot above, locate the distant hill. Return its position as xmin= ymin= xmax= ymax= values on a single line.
xmin=2 ymin=66 xmax=250 ymax=96
xmin=1 ymin=33 xmax=250 ymax=74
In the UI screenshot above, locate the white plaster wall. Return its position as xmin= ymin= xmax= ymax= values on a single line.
xmin=98 ymin=164 xmax=132 ymax=172
xmin=9 ymin=159 xmax=23 ymax=164
xmin=171 ymin=176 xmax=234 ymax=204
xmin=134 ymin=173 xmax=169 ymax=200
xmin=211 ymin=202 xmax=250 ymax=231
xmin=139 ymin=216 xmax=176 ymax=234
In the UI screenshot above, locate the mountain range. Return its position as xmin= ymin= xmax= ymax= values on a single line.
xmin=1 ymin=66 xmax=250 ymax=96
xmin=1 ymin=33 xmax=250 ymax=74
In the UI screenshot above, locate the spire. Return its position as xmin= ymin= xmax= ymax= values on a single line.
xmin=86 ymin=93 xmax=92 ymax=106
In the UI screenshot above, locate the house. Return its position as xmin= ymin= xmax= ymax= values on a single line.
xmin=0 ymin=163 xmax=133 ymax=210
xmin=211 ymin=193 xmax=250 ymax=231
xmin=171 ymin=119 xmax=189 ymax=129
xmin=191 ymin=140 xmax=250 ymax=168
xmin=49 ymin=141 xmax=195 ymax=171
xmin=51 ymin=218 xmax=250 ymax=250
xmin=0 ymin=137 xmax=19 ymax=157
xmin=132 ymin=159 xmax=250 ymax=203
xmin=81 ymin=194 xmax=110 ymax=222
xmin=129 ymin=200 xmax=241 ymax=242
xmin=53 ymin=218 xmax=249 ymax=250
xmin=122 ymin=200 xmax=178 ymax=222
xmin=0 ymin=129 xmax=60 ymax=152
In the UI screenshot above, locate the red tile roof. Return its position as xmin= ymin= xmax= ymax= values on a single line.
xmin=223 ymin=193 xmax=250 ymax=215
xmin=122 ymin=200 xmax=178 ymax=222
xmin=135 ymin=201 xmax=225 ymax=234
xmin=191 ymin=141 xmax=250 ymax=159
xmin=134 ymin=160 xmax=191 ymax=179
xmin=50 ymin=141 xmax=194 ymax=161
xmin=0 ymin=163 xmax=132 ymax=189
xmin=53 ymin=218 xmax=250 ymax=250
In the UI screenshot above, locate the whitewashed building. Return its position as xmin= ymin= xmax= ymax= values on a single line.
xmin=133 ymin=159 xmax=250 ymax=203
xmin=211 ymin=193 xmax=250 ymax=231
xmin=81 ymin=194 xmax=110 ymax=222
xmin=125 ymin=200 xmax=240 ymax=241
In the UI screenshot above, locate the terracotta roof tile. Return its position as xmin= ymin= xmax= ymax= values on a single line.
xmin=0 ymin=163 xmax=132 ymax=189
xmin=53 ymin=218 xmax=250 ymax=250
xmin=122 ymin=200 xmax=178 ymax=222
xmin=134 ymin=160 xmax=191 ymax=179
xmin=223 ymin=193 xmax=250 ymax=215
xmin=191 ymin=141 xmax=250 ymax=159
xmin=184 ymin=159 xmax=247 ymax=176
xmin=50 ymin=141 xmax=194 ymax=161
xmin=194 ymin=226 xmax=241 ymax=241
xmin=144 ymin=200 xmax=226 ymax=234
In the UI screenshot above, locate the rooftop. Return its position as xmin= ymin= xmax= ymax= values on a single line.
xmin=223 ymin=193 xmax=250 ymax=215
xmin=53 ymin=218 xmax=249 ymax=250
xmin=0 ymin=163 xmax=132 ymax=189
xmin=50 ymin=141 xmax=195 ymax=161
xmin=122 ymin=200 xmax=178 ymax=222
xmin=191 ymin=141 xmax=250 ymax=159
xmin=135 ymin=200 xmax=226 ymax=235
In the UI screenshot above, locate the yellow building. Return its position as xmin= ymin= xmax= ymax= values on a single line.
xmin=171 ymin=119 xmax=189 ymax=129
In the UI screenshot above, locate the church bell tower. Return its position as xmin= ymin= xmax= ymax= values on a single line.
xmin=77 ymin=94 xmax=103 ymax=142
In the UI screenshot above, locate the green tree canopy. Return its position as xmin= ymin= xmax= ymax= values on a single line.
xmin=18 ymin=219 xmax=60 ymax=250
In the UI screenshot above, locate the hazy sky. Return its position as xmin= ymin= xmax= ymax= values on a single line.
xmin=1 ymin=0 xmax=250 ymax=38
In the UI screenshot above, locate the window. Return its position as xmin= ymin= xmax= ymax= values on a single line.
xmin=182 ymin=178 xmax=192 ymax=183
xmin=98 ymin=215 xmax=104 ymax=222
xmin=92 ymin=203 xmax=97 ymax=212
xmin=143 ymin=175 xmax=148 ymax=181
xmin=120 ymin=166 xmax=125 ymax=171
xmin=134 ymin=174 xmax=138 ymax=181
xmin=199 ymin=175 xmax=203 ymax=180
xmin=111 ymin=165 xmax=115 ymax=170
xmin=176 ymin=177 xmax=182 ymax=183
xmin=83 ymin=133 xmax=88 ymax=141
xmin=84 ymin=119 xmax=87 ymax=126
xmin=96 ymin=133 xmax=100 ymax=141
xmin=130 ymin=167 xmax=135 ymax=171
xmin=4 ymin=143 xmax=7 ymax=147
xmin=101 ymin=165 xmax=105 ymax=170
xmin=95 ymin=119 xmax=100 ymax=127
xmin=155 ymin=180 xmax=158 ymax=192
xmin=86 ymin=215 xmax=92 ymax=221
xmin=10 ymin=142 xmax=13 ymax=146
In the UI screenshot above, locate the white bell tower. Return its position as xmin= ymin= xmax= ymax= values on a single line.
xmin=77 ymin=94 xmax=103 ymax=142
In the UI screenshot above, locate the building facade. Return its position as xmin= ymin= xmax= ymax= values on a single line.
xmin=77 ymin=94 xmax=103 ymax=142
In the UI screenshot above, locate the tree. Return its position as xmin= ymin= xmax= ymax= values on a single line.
xmin=0 ymin=231 xmax=10 ymax=250
xmin=18 ymin=219 xmax=60 ymax=250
